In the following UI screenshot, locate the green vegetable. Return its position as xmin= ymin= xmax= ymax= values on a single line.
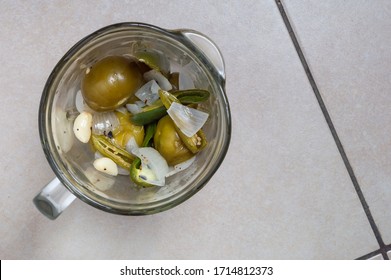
xmin=130 ymin=89 xmax=210 ymax=126
xmin=130 ymin=123 xmax=158 ymax=187
xmin=154 ymin=115 xmax=193 ymax=166
xmin=176 ymin=127 xmax=207 ymax=154
xmin=91 ymin=134 xmax=134 ymax=170
xmin=173 ymin=89 xmax=210 ymax=104
xmin=130 ymin=105 xmax=167 ymax=127
xmin=158 ymin=90 xmax=207 ymax=154
xmin=141 ymin=122 xmax=157 ymax=147
xmin=134 ymin=49 xmax=170 ymax=75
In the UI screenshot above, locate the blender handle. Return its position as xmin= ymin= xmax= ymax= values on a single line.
xmin=33 ymin=177 xmax=76 ymax=220
xmin=175 ymin=29 xmax=226 ymax=83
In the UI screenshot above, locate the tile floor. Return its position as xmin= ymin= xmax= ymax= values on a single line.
xmin=0 ymin=0 xmax=390 ymax=259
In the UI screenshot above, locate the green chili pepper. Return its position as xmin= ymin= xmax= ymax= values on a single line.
xmin=158 ymin=89 xmax=208 ymax=154
xmin=130 ymin=123 xmax=158 ymax=187
xmin=141 ymin=122 xmax=157 ymax=147
xmin=130 ymin=105 xmax=167 ymax=127
xmin=173 ymin=89 xmax=210 ymax=104
xmin=176 ymin=128 xmax=207 ymax=154
xmin=129 ymin=161 xmax=158 ymax=188
xmin=91 ymin=134 xmax=134 ymax=170
xmin=130 ymin=89 xmax=210 ymax=126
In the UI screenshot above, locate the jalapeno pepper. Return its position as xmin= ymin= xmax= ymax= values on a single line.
xmin=158 ymin=89 xmax=207 ymax=154
xmin=130 ymin=123 xmax=159 ymax=187
xmin=91 ymin=134 xmax=134 ymax=170
xmin=130 ymin=89 xmax=210 ymax=126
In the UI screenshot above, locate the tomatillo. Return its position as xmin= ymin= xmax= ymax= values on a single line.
xmin=154 ymin=115 xmax=193 ymax=166
xmin=82 ymin=56 xmax=142 ymax=111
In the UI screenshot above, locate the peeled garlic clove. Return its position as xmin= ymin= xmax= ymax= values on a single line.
xmin=93 ymin=157 xmax=118 ymax=176
xmin=95 ymin=151 xmax=129 ymax=175
xmin=143 ymin=69 xmax=172 ymax=91
xmin=73 ymin=111 xmax=92 ymax=143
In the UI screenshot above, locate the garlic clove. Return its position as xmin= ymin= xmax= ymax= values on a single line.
xmin=93 ymin=157 xmax=118 ymax=176
xmin=73 ymin=111 xmax=92 ymax=143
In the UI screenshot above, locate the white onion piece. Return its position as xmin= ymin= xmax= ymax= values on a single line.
xmin=166 ymin=156 xmax=196 ymax=177
xmin=135 ymin=80 xmax=161 ymax=105
xmin=143 ymin=69 xmax=172 ymax=91
xmin=135 ymin=100 xmax=147 ymax=108
xmin=92 ymin=111 xmax=119 ymax=135
xmin=126 ymin=103 xmax=142 ymax=115
xmin=115 ymin=106 xmax=128 ymax=115
xmin=131 ymin=147 xmax=169 ymax=186
xmin=167 ymin=102 xmax=209 ymax=137
xmin=126 ymin=101 xmax=147 ymax=115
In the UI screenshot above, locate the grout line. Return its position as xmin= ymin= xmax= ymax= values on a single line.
xmin=274 ymin=0 xmax=387 ymax=258
xmin=356 ymin=249 xmax=384 ymax=260
xmin=384 ymin=244 xmax=391 ymax=260
xmin=357 ymin=244 xmax=391 ymax=260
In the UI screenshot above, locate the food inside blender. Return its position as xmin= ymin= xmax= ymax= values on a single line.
xmin=72 ymin=51 xmax=210 ymax=188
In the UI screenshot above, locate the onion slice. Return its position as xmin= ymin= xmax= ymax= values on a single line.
xmin=126 ymin=103 xmax=142 ymax=115
xmin=167 ymin=102 xmax=209 ymax=137
xmin=126 ymin=101 xmax=146 ymax=115
xmin=131 ymin=147 xmax=169 ymax=186
xmin=134 ymin=80 xmax=161 ymax=105
xmin=115 ymin=106 xmax=128 ymax=115
xmin=143 ymin=69 xmax=172 ymax=91
xmin=92 ymin=111 xmax=120 ymax=135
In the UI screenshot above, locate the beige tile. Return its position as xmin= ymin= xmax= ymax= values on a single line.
xmin=283 ymin=0 xmax=391 ymax=244
xmin=0 ymin=0 xmax=378 ymax=259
